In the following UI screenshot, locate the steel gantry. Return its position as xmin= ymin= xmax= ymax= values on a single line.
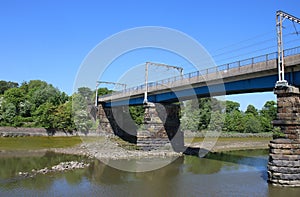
xmin=95 ymin=81 xmax=127 ymax=106
xmin=276 ymin=10 xmax=300 ymax=87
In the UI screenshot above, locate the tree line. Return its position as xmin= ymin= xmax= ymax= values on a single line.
xmin=0 ymin=80 xmax=277 ymax=134
xmin=0 ymin=80 xmax=110 ymax=134
xmin=180 ymin=98 xmax=276 ymax=133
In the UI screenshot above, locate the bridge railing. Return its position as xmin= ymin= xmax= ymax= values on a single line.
xmin=99 ymin=46 xmax=300 ymax=102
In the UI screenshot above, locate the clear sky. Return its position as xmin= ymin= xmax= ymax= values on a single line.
xmin=1 ymin=0 xmax=300 ymax=111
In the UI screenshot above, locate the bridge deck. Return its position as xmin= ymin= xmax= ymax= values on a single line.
xmin=99 ymin=47 xmax=300 ymax=106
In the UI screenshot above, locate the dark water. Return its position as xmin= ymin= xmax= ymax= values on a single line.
xmin=0 ymin=150 xmax=299 ymax=197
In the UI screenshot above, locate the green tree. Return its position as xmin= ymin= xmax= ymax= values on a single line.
xmin=72 ymin=93 xmax=93 ymax=134
xmin=54 ymin=101 xmax=75 ymax=133
xmin=0 ymin=80 xmax=18 ymax=94
xmin=78 ymin=87 xmax=93 ymax=105
xmin=198 ymin=98 xmax=212 ymax=130
xmin=0 ymin=102 xmax=17 ymax=125
xmin=259 ymin=101 xmax=277 ymax=132
xmin=180 ymin=100 xmax=201 ymax=131
xmin=259 ymin=115 xmax=273 ymax=132
xmin=261 ymin=101 xmax=277 ymax=120
xmin=245 ymin=104 xmax=258 ymax=116
xmin=33 ymin=102 xmax=56 ymax=129
xmin=224 ymin=110 xmax=245 ymax=132
xmin=3 ymin=87 xmax=25 ymax=112
xmin=244 ymin=113 xmax=262 ymax=133
xmin=19 ymin=100 xmax=33 ymax=117
xmin=97 ymin=87 xmax=113 ymax=97
xmin=30 ymin=84 xmax=61 ymax=108
xmin=208 ymin=111 xmax=225 ymax=131
xmin=225 ymin=100 xmax=240 ymax=113
xmin=129 ymin=106 xmax=145 ymax=126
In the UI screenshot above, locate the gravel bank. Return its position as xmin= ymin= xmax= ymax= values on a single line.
xmin=53 ymin=137 xmax=182 ymax=160
xmin=53 ymin=136 xmax=271 ymax=159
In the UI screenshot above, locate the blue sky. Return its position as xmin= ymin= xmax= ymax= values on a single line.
xmin=1 ymin=0 xmax=300 ymax=110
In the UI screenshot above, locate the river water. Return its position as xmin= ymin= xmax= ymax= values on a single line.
xmin=0 ymin=150 xmax=299 ymax=197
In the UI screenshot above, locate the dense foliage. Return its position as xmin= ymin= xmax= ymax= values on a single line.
xmin=180 ymin=98 xmax=277 ymax=133
xmin=0 ymin=80 xmax=110 ymax=134
xmin=0 ymin=80 xmax=277 ymax=133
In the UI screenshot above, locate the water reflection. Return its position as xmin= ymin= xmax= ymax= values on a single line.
xmin=0 ymin=150 xmax=300 ymax=196
xmin=85 ymin=157 xmax=183 ymax=185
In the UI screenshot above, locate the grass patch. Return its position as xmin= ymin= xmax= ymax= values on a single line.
xmin=0 ymin=136 xmax=82 ymax=150
xmin=80 ymin=136 xmax=105 ymax=143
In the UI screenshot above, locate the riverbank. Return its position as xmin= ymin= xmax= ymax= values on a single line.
xmin=52 ymin=137 xmax=183 ymax=160
xmin=50 ymin=136 xmax=271 ymax=160
xmin=0 ymin=135 xmax=272 ymax=160
xmin=186 ymin=137 xmax=271 ymax=152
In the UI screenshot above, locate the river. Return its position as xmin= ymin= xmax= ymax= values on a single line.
xmin=0 ymin=149 xmax=299 ymax=197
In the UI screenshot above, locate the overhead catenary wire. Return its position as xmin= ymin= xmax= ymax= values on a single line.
xmin=210 ymin=30 xmax=275 ymax=54
xmin=212 ymin=31 xmax=300 ymax=63
xmin=212 ymin=31 xmax=297 ymax=58
xmin=213 ymin=37 xmax=300 ymax=64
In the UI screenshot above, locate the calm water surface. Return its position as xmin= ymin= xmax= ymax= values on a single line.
xmin=0 ymin=150 xmax=299 ymax=197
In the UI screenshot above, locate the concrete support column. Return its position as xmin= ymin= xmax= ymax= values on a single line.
xmin=137 ymin=103 xmax=184 ymax=151
xmin=268 ymin=86 xmax=300 ymax=187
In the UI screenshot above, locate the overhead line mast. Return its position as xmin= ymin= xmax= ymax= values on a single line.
xmin=144 ymin=62 xmax=183 ymax=104
xmin=95 ymin=81 xmax=127 ymax=106
xmin=276 ymin=10 xmax=300 ymax=87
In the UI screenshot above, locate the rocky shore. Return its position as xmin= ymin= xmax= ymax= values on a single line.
xmin=18 ymin=161 xmax=90 ymax=177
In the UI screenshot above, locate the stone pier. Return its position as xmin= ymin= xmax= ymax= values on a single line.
xmin=137 ymin=102 xmax=184 ymax=151
xmin=98 ymin=102 xmax=184 ymax=151
xmin=268 ymin=85 xmax=300 ymax=187
xmin=98 ymin=104 xmax=137 ymax=143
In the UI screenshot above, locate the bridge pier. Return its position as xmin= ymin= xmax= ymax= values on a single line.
xmin=268 ymin=85 xmax=300 ymax=187
xmin=98 ymin=104 xmax=137 ymax=143
xmin=137 ymin=102 xmax=184 ymax=151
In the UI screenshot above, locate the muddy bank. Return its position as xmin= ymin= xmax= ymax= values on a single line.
xmin=186 ymin=138 xmax=271 ymax=152
xmin=0 ymin=127 xmax=102 ymax=137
